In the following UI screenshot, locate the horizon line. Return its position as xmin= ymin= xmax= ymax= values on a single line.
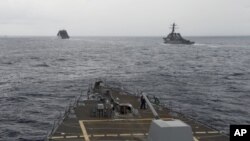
xmin=1 ymin=35 xmax=250 ymax=37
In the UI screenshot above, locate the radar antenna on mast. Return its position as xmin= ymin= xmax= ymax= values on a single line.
xmin=170 ymin=23 xmax=178 ymax=33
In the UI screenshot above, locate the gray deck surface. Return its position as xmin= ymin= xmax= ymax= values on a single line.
xmin=48 ymin=86 xmax=229 ymax=141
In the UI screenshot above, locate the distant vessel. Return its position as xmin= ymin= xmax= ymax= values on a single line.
xmin=163 ymin=23 xmax=194 ymax=45
xmin=57 ymin=30 xmax=70 ymax=39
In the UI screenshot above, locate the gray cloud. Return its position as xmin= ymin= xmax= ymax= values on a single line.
xmin=0 ymin=0 xmax=249 ymax=36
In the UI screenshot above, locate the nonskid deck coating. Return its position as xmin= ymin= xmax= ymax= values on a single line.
xmin=48 ymin=86 xmax=229 ymax=141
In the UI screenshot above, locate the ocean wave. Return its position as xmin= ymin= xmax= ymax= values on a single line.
xmin=56 ymin=58 xmax=67 ymax=62
xmin=5 ymin=96 xmax=30 ymax=103
xmin=29 ymin=56 xmax=40 ymax=60
xmin=1 ymin=61 xmax=13 ymax=65
xmin=1 ymin=129 xmax=20 ymax=139
xmin=32 ymin=62 xmax=50 ymax=67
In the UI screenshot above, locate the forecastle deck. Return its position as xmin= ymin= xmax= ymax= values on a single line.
xmin=47 ymin=81 xmax=229 ymax=141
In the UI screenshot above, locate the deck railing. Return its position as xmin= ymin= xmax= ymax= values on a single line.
xmin=45 ymin=87 xmax=88 ymax=140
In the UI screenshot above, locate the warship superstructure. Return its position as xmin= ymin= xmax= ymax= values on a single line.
xmin=163 ymin=23 xmax=194 ymax=45
xmin=57 ymin=30 xmax=70 ymax=39
xmin=46 ymin=80 xmax=229 ymax=141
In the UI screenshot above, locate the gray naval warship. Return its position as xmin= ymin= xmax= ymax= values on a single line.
xmin=163 ymin=23 xmax=195 ymax=45
xmin=57 ymin=30 xmax=70 ymax=39
xmin=46 ymin=80 xmax=229 ymax=141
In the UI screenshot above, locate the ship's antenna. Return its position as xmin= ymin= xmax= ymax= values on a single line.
xmin=171 ymin=23 xmax=176 ymax=33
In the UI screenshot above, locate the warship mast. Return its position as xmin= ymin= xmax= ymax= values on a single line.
xmin=171 ymin=23 xmax=176 ymax=33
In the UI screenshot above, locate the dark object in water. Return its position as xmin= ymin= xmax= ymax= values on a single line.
xmin=57 ymin=30 xmax=70 ymax=39
xmin=163 ymin=23 xmax=194 ymax=45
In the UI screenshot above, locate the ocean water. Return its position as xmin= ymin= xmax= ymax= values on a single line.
xmin=0 ymin=36 xmax=250 ymax=140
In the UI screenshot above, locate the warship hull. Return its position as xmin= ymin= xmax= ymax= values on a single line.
xmin=46 ymin=80 xmax=229 ymax=141
xmin=163 ymin=38 xmax=195 ymax=45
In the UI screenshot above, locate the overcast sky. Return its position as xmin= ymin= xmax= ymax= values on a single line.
xmin=0 ymin=0 xmax=250 ymax=36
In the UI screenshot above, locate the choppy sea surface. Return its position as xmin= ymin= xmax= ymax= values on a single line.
xmin=0 ymin=36 xmax=250 ymax=140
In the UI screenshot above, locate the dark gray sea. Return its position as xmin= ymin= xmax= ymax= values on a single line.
xmin=0 ymin=36 xmax=250 ymax=140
